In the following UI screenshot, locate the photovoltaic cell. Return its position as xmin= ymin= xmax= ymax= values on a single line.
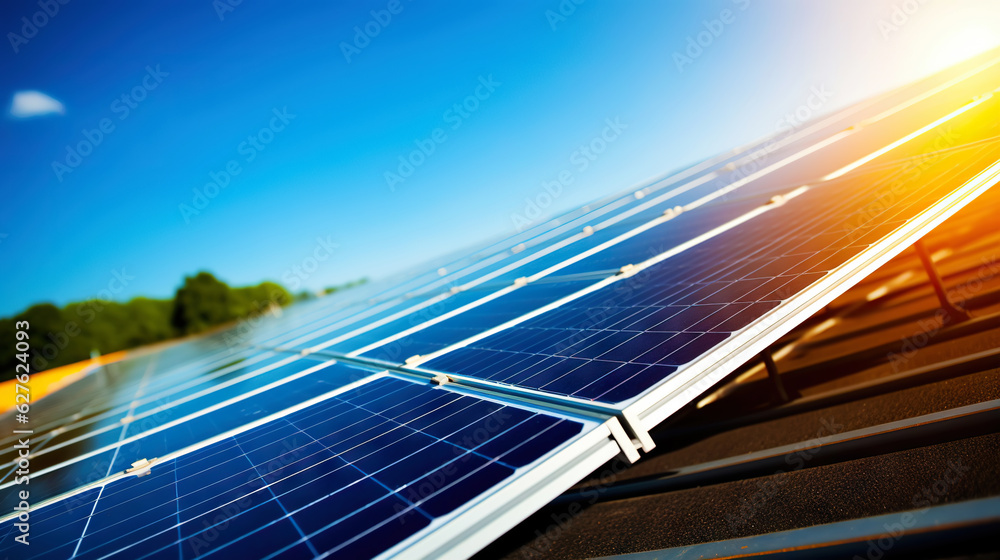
xmin=421 ymin=108 xmax=1000 ymax=404
xmin=0 ymin=359 xmax=381 ymax=510
xmin=346 ymin=200 xmax=779 ymax=365
xmin=0 ymin=376 xmax=592 ymax=559
xmin=306 ymin=80 xmax=1000 ymax=370
xmin=3 ymin=51 xmax=999 ymax=560
xmin=281 ymin=199 xmax=761 ymax=358
xmin=357 ymin=279 xmax=596 ymax=363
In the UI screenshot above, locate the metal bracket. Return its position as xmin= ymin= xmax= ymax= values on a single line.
xmin=429 ymin=373 xmax=452 ymax=386
xmin=125 ymin=457 xmax=157 ymax=477
xmin=620 ymin=409 xmax=655 ymax=453
xmin=606 ymin=418 xmax=641 ymax=463
xmin=915 ymin=240 xmax=971 ymax=324
xmin=761 ymin=349 xmax=791 ymax=404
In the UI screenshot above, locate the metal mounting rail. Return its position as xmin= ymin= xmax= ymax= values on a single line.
xmin=593 ymin=495 xmax=1000 ymax=560
xmin=689 ymin=345 xmax=1000 ymax=433
xmin=262 ymin=345 xmax=654 ymax=461
xmin=561 ymin=398 xmax=1000 ymax=504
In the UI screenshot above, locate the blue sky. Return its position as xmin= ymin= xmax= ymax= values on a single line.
xmin=2 ymin=0 xmax=999 ymax=316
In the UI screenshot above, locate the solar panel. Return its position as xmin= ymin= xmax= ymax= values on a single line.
xmin=418 ymin=141 xmax=1000 ymax=405
xmin=1 ymin=374 xmax=623 ymax=559
xmin=345 ymin=103 xmax=998 ymax=369
xmin=3 ymin=51 xmax=999 ymax=559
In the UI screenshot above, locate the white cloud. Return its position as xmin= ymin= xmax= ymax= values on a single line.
xmin=9 ymin=90 xmax=65 ymax=118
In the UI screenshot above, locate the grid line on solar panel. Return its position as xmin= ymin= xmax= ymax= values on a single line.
xmin=397 ymin=191 xmax=800 ymax=371
xmin=250 ymin=292 xmax=443 ymax=350
xmin=0 ymin=354 xmax=326 ymax=480
xmin=249 ymin=154 xmax=745 ymax=349
xmin=822 ymin=92 xmax=994 ymax=182
xmin=37 ymin=382 xmax=490 ymax=548
xmin=15 ymin=344 xmax=277 ymax=427
xmin=389 ymin=89 xmax=996 ymax=359
xmin=281 ymin=193 xmax=763 ymax=358
xmin=68 ymin=355 xmax=164 ymax=557
xmin=332 ymin=92 xmax=1000 ymax=367
xmin=0 ymin=376 xmax=602 ymax=560
xmin=9 ymin=133 xmax=992 ymax=510
xmin=5 ymin=91 xmax=968 ymax=472
xmin=590 ymin=57 xmax=1000 ymax=231
xmin=381 ymin=122 xmax=792 ymax=293
xmin=338 ymin=204 xmax=788 ymax=363
xmin=700 ymin=133 xmax=1000 ymax=214
xmin=288 ymin=218 xmax=711 ymax=359
xmin=413 ymin=124 xmax=1000 ymax=410
xmin=3 ymin=53 xmax=997 ymax=560
xmin=540 ymin=55 xmax=995 ymax=242
xmin=0 ymin=350 xmax=287 ymax=465
xmin=632 ymin=153 xmax=1000 ymax=421
xmin=0 ymin=362 xmax=390 ymax=512
xmin=250 ymin=83 xmax=976 ymax=360
xmin=230 ymin=436 xmax=321 ymax=557
xmin=225 ymin=65 xmax=1000 ymax=373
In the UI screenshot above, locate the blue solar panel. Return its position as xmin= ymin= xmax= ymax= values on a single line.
xmin=0 ymin=376 xmax=594 ymax=559
xmin=276 ymin=200 xmax=763 ymax=358
xmin=357 ymin=279 xmax=595 ymax=363
xmin=3 ymin=54 xmax=999 ymax=559
xmin=0 ymin=358 xmax=377 ymax=511
xmin=418 ymin=121 xmax=1000 ymax=404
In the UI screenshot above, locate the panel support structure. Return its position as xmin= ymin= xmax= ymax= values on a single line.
xmin=914 ymin=239 xmax=972 ymax=323
xmin=761 ymin=349 xmax=791 ymax=404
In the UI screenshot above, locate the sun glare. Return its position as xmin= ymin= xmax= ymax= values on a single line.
xmin=920 ymin=21 xmax=1000 ymax=76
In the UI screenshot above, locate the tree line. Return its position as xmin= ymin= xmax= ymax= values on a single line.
xmin=0 ymin=271 xmax=299 ymax=380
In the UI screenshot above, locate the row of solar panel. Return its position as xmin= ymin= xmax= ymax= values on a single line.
xmin=2 ymin=52 xmax=998 ymax=559
xmin=247 ymin=68 xmax=1000 ymax=372
xmin=0 ymin=374 xmax=603 ymax=559
xmin=4 ymin=63 xmax=997 ymax=510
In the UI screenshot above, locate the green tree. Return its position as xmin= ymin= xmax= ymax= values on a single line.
xmin=171 ymin=272 xmax=238 ymax=335
xmin=2 ymin=271 xmax=302 ymax=380
xmin=171 ymin=272 xmax=293 ymax=335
